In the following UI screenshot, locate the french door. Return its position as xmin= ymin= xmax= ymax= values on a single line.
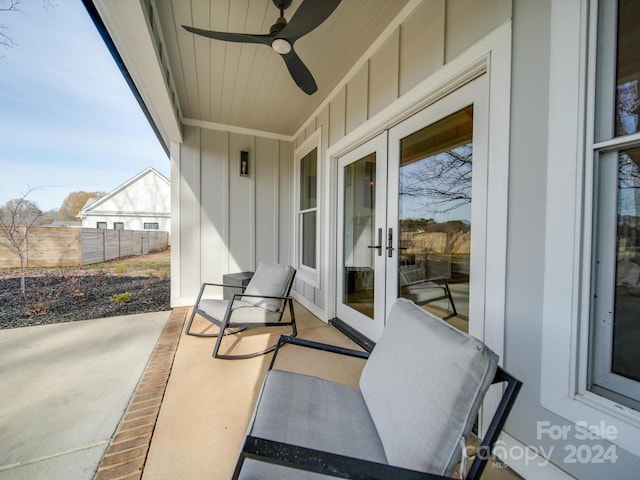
xmin=336 ymin=133 xmax=388 ymax=340
xmin=337 ymin=79 xmax=488 ymax=342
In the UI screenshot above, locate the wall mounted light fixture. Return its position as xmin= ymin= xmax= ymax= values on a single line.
xmin=240 ymin=151 xmax=249 ymax=177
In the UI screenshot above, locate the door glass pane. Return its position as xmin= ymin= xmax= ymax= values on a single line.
xmin=615 ymin=0 xmax=640 ymax=137
xmin=398 ymin=107 xmax=473 ymax=330
xmin=612 ymin=147 xmax=640 ymax=382
xmin=343 ymin=154 xmax=376 ymax=319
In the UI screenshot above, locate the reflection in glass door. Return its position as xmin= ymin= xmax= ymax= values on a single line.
xmin=343 ymin=154 xmax=377 ymax=318
xmin=386 ymin=79 xmax=482 ymax=335
xmin=397 ymin=107 xmax=473 ymax=331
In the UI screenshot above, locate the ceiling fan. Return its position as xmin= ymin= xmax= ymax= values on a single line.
xmin=182 ymin=0 xmax=342 ymax=95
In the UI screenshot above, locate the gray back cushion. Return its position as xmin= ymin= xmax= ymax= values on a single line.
xmin=243 ymin=263 xmax=295 ymax=311
xmin=359 ymin=298 xmax=498 ymax=476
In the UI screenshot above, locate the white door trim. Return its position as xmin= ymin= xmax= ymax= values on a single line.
xmin=324 ymin=23 xmax=511 ymax=363
xmin=336 ymin=132 xmax=388 ymax=341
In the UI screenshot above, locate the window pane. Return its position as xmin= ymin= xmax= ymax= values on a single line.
xmin=300 ymin=149 xmax=317 ymax=210
xmin=612 ymin=147 xmax=640 ymax=381
xmin=301 ymin=211 xmax=316 ymax=269
xmin=591 ymin=147 xmax=640 ymax=410
xmin=615 ymin=0 xmax=640 ymax=137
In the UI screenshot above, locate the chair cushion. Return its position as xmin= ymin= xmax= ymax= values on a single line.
xmin=197 ymin=299 xmax=283 ymax=325
xmin=238 ymin=369 xmax=387 ymax=480
xmin=359 ymin=298 xmax=498 ymax=476
xmin=237 ymin=459 xmax=334 ymax=480
xmin=243 ymin=263 xmax=295 ymax=312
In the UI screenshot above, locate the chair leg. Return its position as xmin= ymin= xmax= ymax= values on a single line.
xmin=211 ymin=316 xmax=230 ymax=358
xmin=441 ymin=280 xmax=458 ymax=321
xmin=212 ymin=301 xmax=236 ymax=358
xmin=185 ymin=283 xmax=208 ymax=336
xmin=288 ymin=299 xmax=297 ymax=337
xmin=214 ymin=299 xmax=298 ymax=360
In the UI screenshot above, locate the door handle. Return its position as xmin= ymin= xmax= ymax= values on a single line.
xmin=386 ymin=228 xmax=394 ymax=258
xmin=367 ymin=228 xmax=383 ymax=256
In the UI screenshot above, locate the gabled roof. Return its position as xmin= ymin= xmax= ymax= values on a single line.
xmin=78 ymin=167 xmax=170 ymax=217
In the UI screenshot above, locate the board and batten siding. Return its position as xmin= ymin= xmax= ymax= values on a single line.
xmin=170 ymin=126 xmax=292 ymax=307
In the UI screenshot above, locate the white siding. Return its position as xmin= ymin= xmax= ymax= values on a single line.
xmin=80 ymin=168 xmax=171 ymax=233
xmin=172 ymin=127 xmax=290 ymax=306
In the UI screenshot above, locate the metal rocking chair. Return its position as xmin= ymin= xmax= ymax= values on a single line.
xmin=185 ymin=263 xmax=296 ymax=359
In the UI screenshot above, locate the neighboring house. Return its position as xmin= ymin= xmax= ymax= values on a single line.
xmin=77 ymin=167 xmax=170 ymax=233
xmin=84 ymin=1 xmax=640 ymax=478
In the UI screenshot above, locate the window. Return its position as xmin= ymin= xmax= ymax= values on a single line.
xmin=589 ymin=0 xmax=640 ymax=411
xmin=97 ymin=222 xmax=107 ymax=229
xmin=144 ymin=223 xmax=159 ymax=230
xmin=294 ymin=131 xmax=321 ymax=285
xmin=541 ymin=0 xmax=640 ymax=456
xmin=114 ymin=222 xmax=124 ymax=230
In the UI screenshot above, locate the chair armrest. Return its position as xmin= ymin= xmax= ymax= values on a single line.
xmin=234 ymin=436 xmax=452 ymax=480
xmin=202 ymin=282 xmax=247 ymax=291
xmin=269 ymin=335 xmax=369 ymax=370
xmin=401 ymin=276 xmax=447 ymax=288
xmin=231 ymin=293 xmax=292 ymax=301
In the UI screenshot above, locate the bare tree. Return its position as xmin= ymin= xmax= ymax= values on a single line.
xmin=1 ymin=0 xmax=54 ymax=53
xmin=399 ymin=145 xmax=472 ymax=215
xmin=0 ymin=0 xmax=22 ymax=50
xmin=0 ymin=187 xmax=43 ymax=294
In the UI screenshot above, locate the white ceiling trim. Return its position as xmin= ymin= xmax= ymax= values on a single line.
xmin=183 ymin=117 xmax=293 ymax=142
xmin=291 ymin=0 xmax=422 ymax=140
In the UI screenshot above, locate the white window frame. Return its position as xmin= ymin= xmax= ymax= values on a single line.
xmin=293 ymin=130 xmax=321 ymax=287
xmin=541 ymin=0 xmax=640 ymax=457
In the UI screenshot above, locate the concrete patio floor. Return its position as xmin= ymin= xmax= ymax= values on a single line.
xmin=141 ymin=303 xmax=522 ymax=480
xmin=0 ymin=311 xmax=170 ymax=480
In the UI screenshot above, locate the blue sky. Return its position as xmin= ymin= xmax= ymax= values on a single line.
xmin=0 ymin=0 xmax=169 ymax=212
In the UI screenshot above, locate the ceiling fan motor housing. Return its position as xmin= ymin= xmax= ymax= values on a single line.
xmin=270 ymin=16 xmax=288 ymax=35
xmin=272 ymin=0 xmax=293 ymax=10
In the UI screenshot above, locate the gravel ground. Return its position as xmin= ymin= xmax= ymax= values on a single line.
xmin=0 ymin=272 xmax=170 ymax=330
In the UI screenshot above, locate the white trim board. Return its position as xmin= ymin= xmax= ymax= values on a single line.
xmin=496 ymin=433 xmax=576 ymax=480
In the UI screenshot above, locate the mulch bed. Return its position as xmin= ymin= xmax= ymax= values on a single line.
xmin=0 ymin=273 xmax=170 ymax=330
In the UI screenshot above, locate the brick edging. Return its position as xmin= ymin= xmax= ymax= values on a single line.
xmin=93 ymin=308 xmax=187 ymax=480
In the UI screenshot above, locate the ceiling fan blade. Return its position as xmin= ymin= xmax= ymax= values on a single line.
xmin=278 ymin=0 xmax=342 ymax=42
xmin=280 ymin=49 xmax=317 ymax=95
xmin=182 ymin=25 xmax=272 ymax=47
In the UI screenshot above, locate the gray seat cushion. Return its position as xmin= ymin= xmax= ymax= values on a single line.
xmin=197 ymin=299 xmax=284 ymax=325
xmin=360 ymin=298 xmax=498 ymax=476
xmin=238 ymin=369 xmax=387 ymax=480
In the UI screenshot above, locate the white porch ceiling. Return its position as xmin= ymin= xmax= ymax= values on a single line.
xmin=150 ymin=0 xmax=409 ymax=137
